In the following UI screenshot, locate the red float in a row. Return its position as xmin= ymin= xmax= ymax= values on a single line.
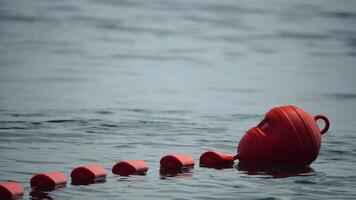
xmin=160 ymin=154 xmax=194 ymax=170
xmin=0 ymin=182 xmax=24 ymax=200
xmin=112 ymin=160 xmax=148 ymax=176
xmin=71 ymin=165 xmax=107 ymax=185
xmin=30 ymin=171 xmax=67 ymax=191
xmin=199 ymin=151 xmax=234 ymax=168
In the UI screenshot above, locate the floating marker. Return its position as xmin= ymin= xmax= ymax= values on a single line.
xmin=160 ymin=154 xmax=194 ymax=170
xmin=235 ymin=105 xmax=330 ymax=166
xmin=0 ymin=182 xmax=24 ymax=200
xmin=30 ymin=171 xmax=67 ymax=191
xmin=112 ymin=160 xmax=149 ymax=176
xmin=199 ymin=151 xmax=234 ymax=168
xmin=71 ymin=165 xmax=106 ymax=185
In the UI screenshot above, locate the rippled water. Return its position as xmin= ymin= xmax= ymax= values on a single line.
xmin=1 ymin=0 xmax=356 ymax=199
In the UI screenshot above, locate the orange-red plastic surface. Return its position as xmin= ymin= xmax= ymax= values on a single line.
xmin=0 ymin=182 xmax=24 ymax=200
xmin=160 ymin=154 xmax=194 ymax=170
xmin=71 ymin=165 xmax=107 ymax=184
xmin=200 ymin=151 xmax=234 ymax=167
xmin=236 ymin=105 xmax=330 ymax=166
xmin=112 ymin=160 xmax=149 ymax=176
xmin=30 ymin=171 xmax=67 ymax=191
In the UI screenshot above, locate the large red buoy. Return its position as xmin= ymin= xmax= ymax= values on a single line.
xmin=0 ymin=182 xmax=24 ymax=200
xmin=235 ymin=105 xmax=330 ymax=166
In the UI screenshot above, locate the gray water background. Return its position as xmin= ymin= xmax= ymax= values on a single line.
xmin=1 ymin=0 xmax=356 ymax=199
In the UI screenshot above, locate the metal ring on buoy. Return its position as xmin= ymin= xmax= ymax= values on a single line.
xmin=314 ymin=115 xmax=330 ymax=135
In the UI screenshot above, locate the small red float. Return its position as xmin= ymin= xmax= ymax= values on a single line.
xmin=112 ymin=160 xmax=149 ymax=176
xmin=71 ymin=165 xmax=107 ymax=184
xmin=30 ymin=171 xmax=67 ymax=191
xmin=200 ymin=151 xmax=234 ymax=168
xmin=0 ymin=182 xmax=24 ymax=200
xmin=160 ymin=154 xmax=194 ymax=170
xmin=235 ymin=105 xmax=330 ymax=166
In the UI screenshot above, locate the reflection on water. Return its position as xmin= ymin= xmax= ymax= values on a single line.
xmin=71 ymin=179 xmax=106 ymax=186
xmin=199 ymin=162 xmax=234 ymax=169
xmin=237 ymin=163 xmax=316 ymax=179
xmin=160 ymin=168 xmax=193 ymax=179
xmin=30 ymin=191 xmax=55 ymax=200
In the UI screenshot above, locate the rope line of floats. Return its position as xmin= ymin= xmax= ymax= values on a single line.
xmin=0 ymin=105 xmax=330 ymax=200
xmin=0 ymin=152 xmax=233 ymax=199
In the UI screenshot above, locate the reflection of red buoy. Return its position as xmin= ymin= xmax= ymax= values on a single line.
xmin=30 ymin=171 xmax=67 ymax=191
xmin=0 ymin=182 xmax=24 ymax=200
xmin=71 ymin=165 xmax=107 ymax=184
xmin=237 ymin=163 xmax=314 ymax=178
xmin=160 ymin=154 xmax=194 ymax=170
xmin=235 ymin=105 xmax=330 ymax=166
xmin=112 ymin=160 xmax=149 ymax=176
xmin=200 ymin=151 xmax=234 ymax=168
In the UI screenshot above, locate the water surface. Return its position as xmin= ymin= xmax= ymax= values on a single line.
xmin=1 ymin=0 xmax=356 ymax=199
